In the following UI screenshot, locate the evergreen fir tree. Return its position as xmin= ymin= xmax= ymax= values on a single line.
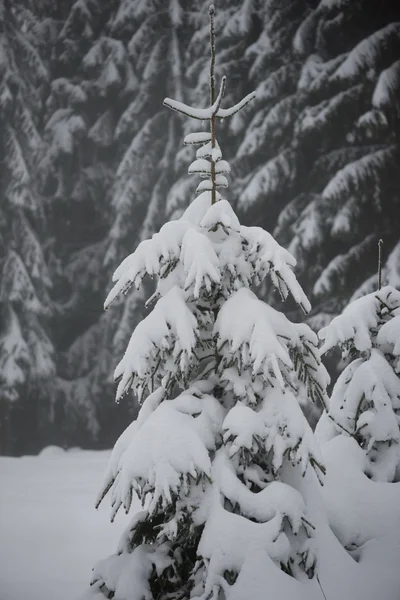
xmin=184 ymin=0 xmax=400 ymax=333
xmin=229 ymin=0 xmax=310 ymax=224
xmin=44 ymin=0 xmax=202 ymax=445
xmin=0 ymin=0 xmax=56 ymax=454
xmin=164 ymin=0 xmax=261 ymax=220
xmin=316 ymin=283 xmax=400 ymax=483
xmin=265 ymin=0 xmax=400 ymax=322
xmin=85 ymin=8 xmax=334 ymax=599
xmin=105 ymin=0 xmax=188 ymax=263
xmin=40 ymin=0 xmax=139 ymax=444
xmin=11 ymin=0 xmax=397 ymax=452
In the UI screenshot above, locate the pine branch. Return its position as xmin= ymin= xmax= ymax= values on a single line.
xmin=163 ymin=77 xmax=226 ymax=121
xmin=216 ymin=92 xmax=257 ymax=118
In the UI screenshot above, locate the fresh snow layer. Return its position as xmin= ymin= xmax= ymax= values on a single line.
xmin=0 ymin=448 xmax=131 ymax=600
xmin=319 ymin=286 xmax=400 ymax=354
xmin=3 ymin=444 xmax=400 ymax=599
xmin=320 ymin=436 xmax=400 ymax=549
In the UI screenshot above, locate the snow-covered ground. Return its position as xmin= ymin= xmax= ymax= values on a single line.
xmin=0 ymin=447 xmax=135 ymax=600
xmin=1 ymin=442 xmax=400 ymax=600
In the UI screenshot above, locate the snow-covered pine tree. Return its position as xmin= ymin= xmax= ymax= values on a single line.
xmin=106 ymin=0 xmax=199 ymax=265
xmin=273 ymin=0 xmax=400 ymax=324
xmin=0 ymin=0 xmax=56 ymax=454
xmin=105 ymin=0 xmax=198 ymax=375
xmin=233 ymin=0 xmax=307 ymax=216
xmin=165 ymin=0 xmax=261 ymax=221
xmin=316 ymin=282 xmax=400 ymax=483
xmin=193 ymin=0 xmax=400 ymax=338
xmin=40 ymin=0 xmax=139 ymax=445
xmin=87 ymin=8 xmax=331 ymax=599
xmin=46 ymin=0 xmax=203 ymax=446
xmin=169 ymin=0 xmax=306 ymax=233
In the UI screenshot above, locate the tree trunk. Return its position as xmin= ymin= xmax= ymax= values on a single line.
xmin=0 ymin=400 xmax=12 ymax=456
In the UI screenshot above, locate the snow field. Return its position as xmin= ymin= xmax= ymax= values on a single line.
xmin=1 ymin=440 xmax=400 ymax=599
xmin=0 ymin=447 xmax=133 ymax=600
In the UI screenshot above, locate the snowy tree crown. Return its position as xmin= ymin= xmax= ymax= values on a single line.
xmin=93 ymin=7 xmax=330 ymax=600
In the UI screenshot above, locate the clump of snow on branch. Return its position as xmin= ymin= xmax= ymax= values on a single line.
xmin=113 ymin=287 xmax=199 ymax=401
xmin=372 ymin=59 xmax=400 ymax=110
xmin=331 ymin=23 xmax=400 ymax=82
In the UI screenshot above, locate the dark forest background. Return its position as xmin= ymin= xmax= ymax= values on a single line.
xmin=1 ymin=0 xmax=399 ymax=455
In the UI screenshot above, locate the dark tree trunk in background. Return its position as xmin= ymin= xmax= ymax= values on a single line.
xmin=0 ymin=401 xmax=12 ymax=456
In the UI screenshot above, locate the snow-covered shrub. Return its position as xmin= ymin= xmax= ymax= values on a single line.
xmin=317 ymin=285 xmax=400 ymax=482
xmin=85 ymin=7 xmax=332 ymax=599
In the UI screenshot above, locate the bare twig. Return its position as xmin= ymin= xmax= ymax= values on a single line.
xmin=209 ymin=5 xmax=216 ymax=105
xmin=317 ymin=575 xmax=329 ymax=600
xmin=378 ymin=238 xmax=383 ymax=290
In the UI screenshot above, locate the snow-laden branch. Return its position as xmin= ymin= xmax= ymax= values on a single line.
xmin=97 ymin=391 xmax=224 ymax=519
xmin=377 ymin=314 xmax=400 ymax=357
xmin=318 ymin=350 xmax=400 ymax=482
xmin=114 ymin=286 xmax=199 ymax=400
xmin=105 ymin=220 xmax=190 ymax=308
xmin=241 ymin=226 xmax=311 ymax=313
xmin=322 ymin=146 xmax=397 ymax=201
xmin=332 ymin=23 xmax=400 ymax=81
xmin=215 ymin=288 xmax=293 ymax=388
xmin=214 ymin=288 xmax=328 ymax=409
xmin=196 ymin=139 xmax=222 ymax=161
xmin=216 ymin=90 xmax=256 ymax=118
xmin=164 ymin=79 xmax=255 ymax=122
xmin=372 ymin=58 xmax=400 ymax=110
xmin=184 ymin=132 xmax=212 ymax=145
xmin=196 ymin=175 xmax=228 ymax=194
xmin=163 ymin=76 xmax=226 ymax=120
xmin=319 ymin=286 xmax=400 ymax=355
xmin=214 ymin=448 xmax=307 ymax=530
xmin=188 ymin=158 xmax=212 ymax=175
xmin=317 ymin=285 xmax=400 ymax=482
xmin=181 ymin=228 xmax=221 ymax=297
xmin=223 ymin=392 xmax=325 ymax=481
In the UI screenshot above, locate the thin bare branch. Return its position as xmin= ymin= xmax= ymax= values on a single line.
xmin=209 ymin=4 xmax=216 ymax=105
xmin=378 ymin=238 xmax=383 ymax=290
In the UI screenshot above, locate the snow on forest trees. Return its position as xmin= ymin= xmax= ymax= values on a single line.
xmin=0 ymin=0 xmax=55 ymax=453
xmin=316 ymin=285 xmax=400 ymax=483
xmin=46 ymin=0 xmax=211 ymax=444
xmin=4 ymin=0 xmax=399 ymax=460
xmin=106 ymin=0 xmax=203 ymax=265
xmin=13 ymin=0 xmax=396 ymax=453
xmin=86 ymin=8 xmax=332 ymax=600
xmin=177 ymin=0 xmax=400 ymax=326
xmin=38 ymin=0 xmax=129 ymax=444
xmin=277 ymin=2 xmax=400 ymax=319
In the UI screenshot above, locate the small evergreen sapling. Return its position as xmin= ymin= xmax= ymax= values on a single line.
xmin=316 ymin=283 xmax=400 ymax=483
xmin=87 ymin=7 xmax=330 ymax=599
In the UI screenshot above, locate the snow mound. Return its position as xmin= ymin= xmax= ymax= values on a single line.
xmin=38 ymin=445 xmax=66 ymax=458
xmin=321 ymin=436 xmax=400 ymax=549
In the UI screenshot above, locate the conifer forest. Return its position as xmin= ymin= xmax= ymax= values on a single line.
xmin=0 ymin=0 xmax=399 ymax=451
xmin=1 ymin=1 xmax=400 ymax=599
xmin=2 ymin=0 xmax=399 ymax=456
xmin=0 ymin=0 xmax=394 ymax=432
